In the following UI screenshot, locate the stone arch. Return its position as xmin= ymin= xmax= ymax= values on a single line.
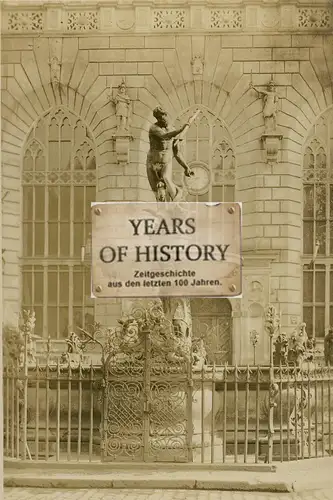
xmin=20 ymin=106 xmax=98 ymax=338
xmin=133 ymin=55 xmax=246 ymax=199
xmin=302 ymin=104 xmax=333 ymax=151
xmin=190 ymin=298 xmax=233 ymax=365
xmin=277 ymin=45 xmax=333 ymax=148
xmin=1 ymin=80 xmax=114 ymax=327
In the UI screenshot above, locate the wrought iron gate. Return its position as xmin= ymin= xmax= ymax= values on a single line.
xmin=101 ymin=302 xmax=193 ymax=462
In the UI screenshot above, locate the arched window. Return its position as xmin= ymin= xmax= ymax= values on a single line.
xmin=22 ymin=107 xmax=96 ymax=339
xmin=172 ymin=108 xmax=235 ymax=202
xmin=302 ymin=110 xmax=333 ymax=339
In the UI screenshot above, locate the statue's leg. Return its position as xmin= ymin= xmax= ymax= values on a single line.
xmin=160 ymin=161 xmax=179 ymax=201
xmin=146 ymin=161 xmax=159 ymax=198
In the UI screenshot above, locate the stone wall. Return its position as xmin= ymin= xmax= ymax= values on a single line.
xmin=1 ymin=0 xmax=333 ymax=363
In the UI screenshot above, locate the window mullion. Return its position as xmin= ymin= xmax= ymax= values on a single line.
xmin=83 ymin=186 xmax=87 ymax=250
xmin=325 ymin=263 xmax=330 ymax=330
xmin=57 ymin=265 xmax=60 ymax=340
xmin=313 ymin=267 xmax=316 ymax=339
xmin=82 ymin=266 xmax=86 ymax=328
xmin=44 ymin=183 xmax=49 ymax=338
xmin=326 ymin=177 xmax=330 ymax=257
xmin=44 ymin=186 xmax=49 ymax=258
xmin=68 ymin=264 xmax=73 ymax=333
xmin=32 ymin=187 xmax=36 ymax=257
xmin=31 ymin=265 xmax=35 ymax=325
xmin=70 ymin=184 xmax=74 ymax=258
xmin=43 ymin=264 xmax=48 ymax=339
xmin=57 ymin=185 xmax=61 ymax=258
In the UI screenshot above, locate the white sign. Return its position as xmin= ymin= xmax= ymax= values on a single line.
xmin=91 ymin=202 xmax=242 ymax=298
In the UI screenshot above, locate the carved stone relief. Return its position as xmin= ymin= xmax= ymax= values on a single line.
xmin=8 ymin=11 xmax=44 ymax=31
xmin=191 ymin=56 xmax=204 ymax=77
xmin=298 ymin=8 xmax=332 ymax=29
xmin=66 ymin=11 xmax=98 ymax=31
xmin=243 ymin=274 xmax=270 ymax=311
xmin=116 ymin=8 xmax=135 ymax=31
xmin=210 ymin=9 xmax=243 ymax=29
xmin=109 ymin=80 xmax=133 ymax=164
xmin=153 ymin=9 xmax=186 ymax=29
xmin=248 ymin=280 xmax=264 ymax=303
xmin=49 ymin=56 xmax=61 ymax=85
xmin=259 ymin=6 xmax=280 ymax=30
xmin=3 ymin=3 xmax=330 ymax=33
xmin=249 ymin=79 xmax=283 ymax=164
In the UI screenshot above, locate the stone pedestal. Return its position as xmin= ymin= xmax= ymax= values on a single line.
xmin=113 ymin=132 xmax=133 ymax=164
xmin=261 ymin=132 xmax=283 ymax=164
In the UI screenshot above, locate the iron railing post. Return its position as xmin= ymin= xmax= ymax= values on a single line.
xmin=22 ymin=329 xmax=28 ymax=460
xmin=187 ymin=346 xmax=193 ymax=462
xmin=143 ymin=328 xmax=150 ymax=463
xmin=101 ymin=348 xmax=107 ymax=462
xmin=265 ymin=305 xmax=280 ymax=464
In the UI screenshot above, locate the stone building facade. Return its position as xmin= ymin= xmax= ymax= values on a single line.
xmin=1 ymin=0 xmax=333 ymax=365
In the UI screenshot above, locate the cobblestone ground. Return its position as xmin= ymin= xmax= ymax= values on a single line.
xmin=4 ymin=489 xmax=333 ymax=500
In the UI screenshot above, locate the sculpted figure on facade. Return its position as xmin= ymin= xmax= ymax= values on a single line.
xmin=49 ymin=56 xmax=61 ymax=85
xmin=250 ymin=80 xmax=279 ymax=132
xmin=146 ymin=106 xmax=200 ymax=202
xmin=111 ymin=80 xmax=131 ymax=133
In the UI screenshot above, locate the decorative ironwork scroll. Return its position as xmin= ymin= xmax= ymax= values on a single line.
xmin=100 ymin=301 xmax=192 ymax=462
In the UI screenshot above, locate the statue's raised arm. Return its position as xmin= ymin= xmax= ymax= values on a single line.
xmin=249 ymin=81 xmax=268 ymax=97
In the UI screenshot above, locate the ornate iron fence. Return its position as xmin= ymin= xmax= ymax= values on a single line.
xmin=4 ymin=361 xmax=333 ymax=464
xmin=3 ymin=305 xmax=333 ymax=465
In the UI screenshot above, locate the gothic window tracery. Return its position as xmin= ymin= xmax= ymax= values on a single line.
xmin=302 ymin=110 xmax=333 ymax=338
xmin=173 ymin=107 xmax=236 ymax=203
xmin=22 ymin=107 xmax=96 ymax=339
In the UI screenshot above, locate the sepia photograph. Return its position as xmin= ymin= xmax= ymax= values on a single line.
xmin=1 ymin=0 xmax=333 ymax=499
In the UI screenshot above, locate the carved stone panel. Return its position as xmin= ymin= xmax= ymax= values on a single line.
xmin=7 ymin=11 xmax=44 ymax=31
xmin=298 ymin=7 xmax=332 ymax=30
xmin=261 ymin=132 xmax=283 ymax=164
xmin=259 ymin=6 xmax=280 ymax=31
xmin=153 ymin=9 xmax=187 ymax=30
xmin=210 ymin=9 xmax=243 ymax=29
xmin=66 ymin=11 xmax=98 ymax=32
xmin=243 ymin=274 xmax=270 ymax=310
xmin=116 ymin=8 xmax=135 ymax=31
